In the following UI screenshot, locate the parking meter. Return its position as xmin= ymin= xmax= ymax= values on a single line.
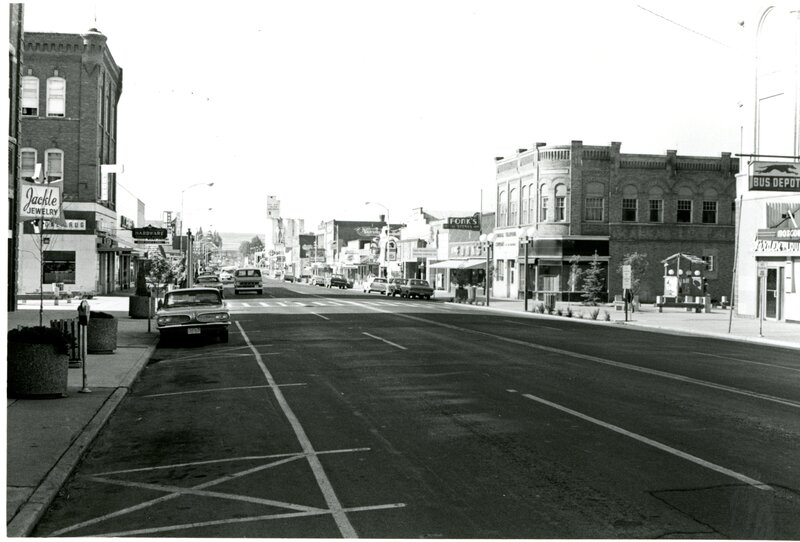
xmin=77 ymin=300 xmax=91 ymax=326
xmin=76 ymin=299 xmax=92 ymax=393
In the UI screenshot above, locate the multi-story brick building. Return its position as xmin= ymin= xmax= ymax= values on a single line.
xmin=17 ymin=28 xmax=124 ymax=295
xmin=491 ymin=141 xmax=738 ymax=303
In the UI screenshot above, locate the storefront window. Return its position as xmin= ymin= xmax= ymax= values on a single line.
xmin=43 ymin=250 xmax=76 ymax=284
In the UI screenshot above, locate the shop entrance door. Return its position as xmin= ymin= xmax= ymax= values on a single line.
xmin=765 ymin=267 xmax=781 ymax=320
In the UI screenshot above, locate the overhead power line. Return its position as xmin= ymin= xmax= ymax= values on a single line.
xmin=637 ymin=4 xmax=732 ymax=48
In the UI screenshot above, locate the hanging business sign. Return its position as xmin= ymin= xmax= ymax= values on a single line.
xmin=443 ymin=213 xmax=481 ymax=230
xmin=132 ymin=226 xmax=168 ymax=240
xmin=18 ymin=180 xmax=63 ymax=220
xmin=750 ymin=162 xmax=800 ymax=191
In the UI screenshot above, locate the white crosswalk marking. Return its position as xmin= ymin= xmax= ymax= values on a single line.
xmin=259 ymin=302 xmax=270 ymax=307
xmin=241 ymin=303 xmax=251 ymax=308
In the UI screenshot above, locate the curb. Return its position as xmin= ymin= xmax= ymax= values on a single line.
xmin=6 ymin=340 xmax=158 ymax=537
xmin=445 ymin=301 xmax=800 ymax=351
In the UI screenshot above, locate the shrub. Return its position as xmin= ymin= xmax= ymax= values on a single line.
xmin=566 ymin=307 xmax=573 ymax=318
xmin=556 ymin=309 xmax=563 ymax=317
xmin=577 ymin=312 xmax=584 ymax=319
xmin=603 ymin=310 xmax=611 ymax=321
xmin=8 ymin=326 xmax=69 ymax=355
xmin=536 ymin=303 xmax=545 ymax=314
xmin=589 ymin=308 xmax=600 ymax=320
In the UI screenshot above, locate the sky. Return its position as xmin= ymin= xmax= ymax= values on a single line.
xmin=19 ymin=0 xmax=752 ymax=234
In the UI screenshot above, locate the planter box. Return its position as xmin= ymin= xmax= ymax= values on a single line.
xmin=128 ymin=295 xmax=152 ymax=319
xmin=87 ymin=317 xmax=118 ymax=354
xmin=7 ymin=343 xmax=69 ymax=398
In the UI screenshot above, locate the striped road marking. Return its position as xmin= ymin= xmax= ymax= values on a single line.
xmin=512 ymin=390 xmax=773 ymax=491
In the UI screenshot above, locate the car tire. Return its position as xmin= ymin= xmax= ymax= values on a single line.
xmin=220 ymin=328 xmax=229 ymax=343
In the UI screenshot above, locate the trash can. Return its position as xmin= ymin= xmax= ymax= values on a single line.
xmin=467 ymin=285 xmax=477 ymax=304
xmin=87 ymin=311 xmax=118 ymax=354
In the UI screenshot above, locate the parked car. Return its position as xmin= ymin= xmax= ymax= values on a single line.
xmin=156 ymin=287 xmax=230 ymax=343
xmin=233 ymin=267 xmax=263 ymax=295
xmin=364 ymin=277 xmax=387 ymax=294
xmin=345 ymin=277 xmax=354 ymax=289
xmin=219 ymin=270 xmax=234 ymax=284
xmin=311 ymin=275 xmax=326 ymax=286
xmin=400 ymin=278 xmax=434 ymax=299
xmin=195 ymin=274 xmax=225 ymax=295
xmin=326 ymin=273 xmax=348 ymax=288
xmin=283 ymin=273 xmax=296 ymax=283
xmin=387 ymin=278 xmax=407 ymax=297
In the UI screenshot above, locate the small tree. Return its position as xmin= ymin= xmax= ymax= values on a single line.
xmin=250 ymin=236 xmax=264 ymax=253
xmin=618 ymin=252 xmax=649 ymax=297
xmin=238 ymin=240 xmax=252 ymax=258
xmin=581 ymin=251 xmax=605 ymax=306
xmin=146 ymin=252 xmax=176 ymax=299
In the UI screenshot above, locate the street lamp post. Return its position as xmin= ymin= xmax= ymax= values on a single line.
xmin=517 ymin=227 xmax=536 ymax=312
xmin=365 ymin=201 xmax=390 ymax=278
xmin=479 ymin=233 xmax=495 ymax=306
xmin=180 ymin=182 xmax=214 ymax=258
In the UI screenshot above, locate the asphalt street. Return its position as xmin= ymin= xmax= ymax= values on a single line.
xmin=32 ymin=282 xmax=800 ymax=538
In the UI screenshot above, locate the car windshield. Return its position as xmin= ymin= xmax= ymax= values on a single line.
xmin=164 ymin=291 xmax=222 ymax=307
xmin=235 ymin=269 xmax=261 ymax=277
xmin=197 ymin=276 xmax=220 ymax=283
xmin=332 ymin=274 xmax=344 ymax=279
xmin=373 ymin=278 xmax=386 ymax=283
xmin=409 ymin=279 xmax=429 ymax=286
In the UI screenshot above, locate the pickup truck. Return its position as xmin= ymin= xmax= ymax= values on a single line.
xmin=400 ymin=278 xmax=434 ymax=299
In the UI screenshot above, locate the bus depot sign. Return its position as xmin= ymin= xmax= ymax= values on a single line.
xmin=443 ymin=213 xmax=481 ymax=230
xmin=750 ymin=162 xmax=800 ymax=191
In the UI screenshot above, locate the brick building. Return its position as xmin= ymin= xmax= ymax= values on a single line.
xmin=17 ymin=28 xmax=124 ymax=295
xmin=491 ymin=141 xmax=737 ymax=303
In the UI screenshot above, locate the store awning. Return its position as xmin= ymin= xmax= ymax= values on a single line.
xmin=429 ymin=259 xmax=487 ymax=270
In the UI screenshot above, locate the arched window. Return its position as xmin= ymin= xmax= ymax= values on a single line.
xmin=47 ymin=77 xmax=66 ymax=117
xmin=677 ymin=186 xmax=693 ymax=223
xmin=20 ymin=148 xmax=37 ymax=178
xmin=702 ymin=188 xmax=718 ymax=224
xmin=498 ymin=190 xmax=507 ymax=226
xmin=648 ymin=187 xmax=663 ymax=222
xmin=509 ymin=188 xmax=518 ymax=226
xmin=622 ymin=185 xmax=638 ymax=222
xmin=539 ymin=184 xmax=549 ymax=222
xmin=44 ymin=149 xmax=63 ymax=181
xmin=554 ymin=183 xmax=567 ymax=221
xmin=528 ymin=184 xmax=536 ymax=223
xmin=521 ymin=185 xmax=529 ymax=223
xmin=21 ymin=76 xmax=39 ymax=116
xmin=584 ymin=182 xmax=604 ymax=221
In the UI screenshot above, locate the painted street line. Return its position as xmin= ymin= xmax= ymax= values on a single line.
xmin=391 ymin=313 xmax=800 ymax=410
xmin=91 ymin=447 xmax=373 ymax=477
xmin=311 ymin=312 xmax=330 ymax=320
xmin=259 ymin=302 xmax=270 ymax=307
xmin=514 ymin=390 xmax=773 ymax=491
xmin=89 ymin=503 xmax=408 ymax=538
xmin=140 ymin=383 xmax=308 ymax=398
xmin=693 ymin=351 xmax=800 ymax=373
xmin=240 ymin=302 xmax=251 ymax=307
xmin=362 ymin=332 xmax=408 ymax=350
xmin=238 ymin=321 xmax=359 ymax=537
xmin=503 ymin=319 xmax=561 ymax=331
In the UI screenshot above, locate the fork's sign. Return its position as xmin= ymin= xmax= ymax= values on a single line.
xmin=443 ymin=212 xmax=481 ymax=230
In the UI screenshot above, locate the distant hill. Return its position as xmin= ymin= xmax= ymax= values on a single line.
xmin=218 ymin=232 xmax=262 ymax=252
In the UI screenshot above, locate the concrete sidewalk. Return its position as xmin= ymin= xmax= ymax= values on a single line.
xmin=5 ymin=294 xmax=799 ymax=537
xmin=6 ymin=296 xmax=157 ymax=537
